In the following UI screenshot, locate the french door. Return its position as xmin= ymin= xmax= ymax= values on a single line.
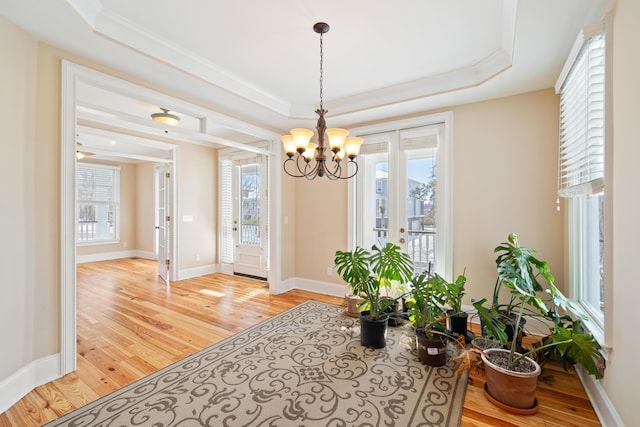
xmin=354 ymin=123 xmax=448 ymax=276
xmin=155 ymin=163 xmax=172 ymax=285
xmin=219 ymin=152 xmax=269 ymax=280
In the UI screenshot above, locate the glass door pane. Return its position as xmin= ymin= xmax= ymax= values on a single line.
xmin=406 ymin=154 xmax=436 ymax=275
xmin=240 ymin=164 xmax=260 ymax=246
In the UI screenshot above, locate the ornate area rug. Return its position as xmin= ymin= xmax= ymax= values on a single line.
xmin=46 ymin=301 xmax=467 ymax=426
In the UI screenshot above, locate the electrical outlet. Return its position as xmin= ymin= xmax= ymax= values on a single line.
xmin=326 ymin=267 xmax=333 ymax=276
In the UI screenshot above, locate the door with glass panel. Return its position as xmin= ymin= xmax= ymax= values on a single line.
xmin=356 ymin=125 xmax=443 ymax=275
xmin=154 ymin=163 xmax=172 ymax=286
xmin=232 ymin=160 xmax=268 ymax=279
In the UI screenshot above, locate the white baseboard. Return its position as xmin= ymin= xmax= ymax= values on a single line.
xmin=0 ymin=353 xmax=61 ymax=414
xmin=76 ymin=250 xmax=155 ymax=264
xmin=177 ymin=264 xmax=218 ymax=280
xmin=273 ymin=277 xmax=295 ymax=295
xmin=576 ymin=366 xmax=624 ymax=427
xmin=291 ymin=278 xmax=348 ymax=298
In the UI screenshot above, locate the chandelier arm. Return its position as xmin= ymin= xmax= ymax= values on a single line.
xmin=299 ymin=155 xmax=325 ymax=180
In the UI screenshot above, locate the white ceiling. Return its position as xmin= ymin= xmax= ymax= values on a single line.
xmin=0 ymin=0 xmax=608 ymax=160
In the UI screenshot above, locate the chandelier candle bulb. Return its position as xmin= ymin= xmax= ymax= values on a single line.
xmin=326 ymin=128 xmax=349 ymax=150
xmin=290 ymin=128 xmax=314 ymax=152
xmin=302 ymin=143 xmax=317 ymax=161
xmin=281 ymin=135 xmax=296 ymax=157
xmin=344 ymin=137 xmax=363 ymax=159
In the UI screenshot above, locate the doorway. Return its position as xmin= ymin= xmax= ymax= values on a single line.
xmin=219 ymin=150 xmax=270 ymax=281
xmin=350 ymin=115 xmax=453 ymax=278
xmin=61 ymin=61 xmax=279 ymax=376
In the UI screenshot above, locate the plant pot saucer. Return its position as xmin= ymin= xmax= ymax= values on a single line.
xmin=344 ymin=308 xmax=360 ymax=318
xmin=483 ymin=383 xmax=539 ymax=415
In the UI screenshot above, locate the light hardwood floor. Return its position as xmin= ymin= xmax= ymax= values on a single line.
xmin=0 ymin=258 xmax=601 ymax=426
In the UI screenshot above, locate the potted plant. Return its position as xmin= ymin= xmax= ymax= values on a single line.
xmin=435 ymin=270 xmax=471 ymax=341
xmin=334 ymin=243 xmax=413 ymax=348
xmin=473 ymin=233 xmax=604 ymax=413
xmin=340 ymin=256 xmax=366 ymax=318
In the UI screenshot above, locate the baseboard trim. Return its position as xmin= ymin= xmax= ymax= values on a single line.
xmin=0 ymin=353 xmax=61 ymax=414
xmin=76 ymin=250 xmax=155 ymax=264
xmin=576 ymin=365 xmax=624 ymax=426
xmin=177 ymin=264 xmax=218 ymax=280
xmin=292 ymin=278 xmax=348 ymax=298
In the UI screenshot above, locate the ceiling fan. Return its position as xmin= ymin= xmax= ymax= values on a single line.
xmin=76 ymin=142 xmax=95 ymax=160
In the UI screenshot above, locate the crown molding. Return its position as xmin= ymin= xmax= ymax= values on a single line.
xmin=65 ymin=0 xmax=517 ymax=120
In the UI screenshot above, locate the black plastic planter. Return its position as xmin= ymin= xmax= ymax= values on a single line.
xmin=359 ymin=311 xmax=389 ymax=348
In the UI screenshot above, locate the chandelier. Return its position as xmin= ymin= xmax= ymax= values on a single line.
xmin=281 ymin=22 xmax=362 ymax=180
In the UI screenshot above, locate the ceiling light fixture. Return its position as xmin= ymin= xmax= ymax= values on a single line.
xmin=281 ymin=22 xmax=362 ymax=180
xmin=151 ymin=108 xmax=180 ymax=126
xmin=76 ymin=143 xmax=95 ymax=160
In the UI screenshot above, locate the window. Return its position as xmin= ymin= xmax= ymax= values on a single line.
xmin=76 ymin=163 xmax=120 ymax=244
xmin=556 ymin=27 xmax=607 ymax=342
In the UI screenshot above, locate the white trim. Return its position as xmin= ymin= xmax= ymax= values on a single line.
xmin=177 ymin=264 xmax=218 ymax=281
xmin=76 ymin=250 xmax=155 ymax=264
xmin=268 ymin=140 xmax=281 ymax=294
xmin=555 ymin=21 xmax=606 ymax=93
xmin=291 ymin=278 xmax=348 ymax=298
xmin=0 ymin=354 xmax=61 ymax=414
xmin=576 ymin=365 xmax=624 ymax=427
xmin=65 ymin=1 xmax=517 ymax=120
xmin=601 ymin=9 xmax=615 ymax=357
xmin=61 ymin=60 xmax=77 ymax=376
xmin=274 ymin=277 xmax=296 ymax=295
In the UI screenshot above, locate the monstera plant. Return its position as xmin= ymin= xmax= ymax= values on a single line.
xmin=472 ymin=233 xmax=604 ymax=412
xmin=335 ymin=243 xmax=413 ymax=348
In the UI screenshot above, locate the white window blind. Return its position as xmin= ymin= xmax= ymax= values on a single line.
xmin=557 ymin=33 xmax=605 ymax=197
xmin=219 ymin=159 xmax=234 ymax=264
xmin=76 ymin=163 xmax=120 ymax=243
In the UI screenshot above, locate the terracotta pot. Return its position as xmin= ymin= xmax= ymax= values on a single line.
xmin=481 ymin=348 xmax=541 ymax=412
xmin=359 ymin=311 xmax=388 ymax=348
xmin=344 ymin=294 xmax=364 ymax=318
xmin=415 ymin=329 xmax=448 ymax=366
xmin=471 ymin=337 xmax=501 ymax=351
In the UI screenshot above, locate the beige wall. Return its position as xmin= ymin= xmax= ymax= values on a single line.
xmin=452 ymin=89 xmax=564 ymax=303
xmin=177 ymin=143 xmax=218 ymax=270
xmin=0 ymin=16 xmax=37 ymax=380
xmin=135 ymin=162 xmax=156 ymax=254
xmin=294 ymin=177 xmax=349 ymax=285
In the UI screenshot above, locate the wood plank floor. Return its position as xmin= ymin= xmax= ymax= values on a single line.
xmin=0 ymin=258 xmax=601 ymax=426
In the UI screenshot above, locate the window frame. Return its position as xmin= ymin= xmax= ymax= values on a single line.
xmin=557 ymin=20 xmax=613 ymax=351
xmin=76 ymin=162 xmax=121 ymax=245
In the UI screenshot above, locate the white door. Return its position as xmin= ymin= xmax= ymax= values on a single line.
xmin=155 ymin=163 xmax=172 ymax=285
xmin=355 ymin=125 xmax=443 ymax=275
xmin=232 ymin=160 xmax=268 ymax=279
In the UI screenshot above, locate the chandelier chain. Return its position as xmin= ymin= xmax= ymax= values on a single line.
xmin=319 ymin=32 xmax=324 ymax=111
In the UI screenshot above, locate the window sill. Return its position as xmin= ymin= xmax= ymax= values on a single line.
xmin=76 ymin=240 xmax=120 ymax=247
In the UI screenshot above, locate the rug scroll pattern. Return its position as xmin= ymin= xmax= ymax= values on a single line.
xmin=45 ymin=300 xmax=467 ymax=426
